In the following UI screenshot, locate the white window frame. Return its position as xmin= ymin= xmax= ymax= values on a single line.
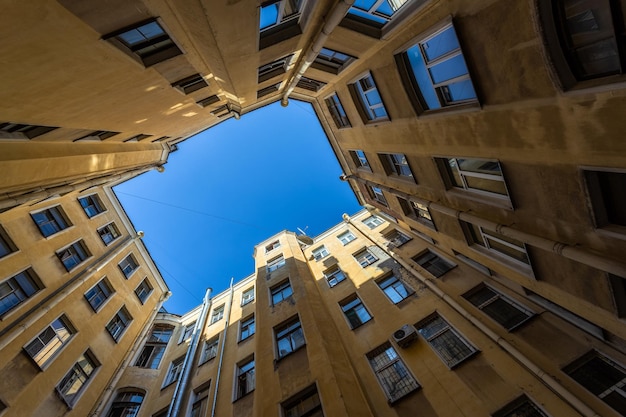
xmin=163 ymin=356 xmax=185 ymax=387
xmin=438 ymin=157 xmax=511 ymax=203
xmin=352 ymin=72 xmax=388 ymax=122
xmin=354 ymin=248 xmax=378 ymax=267
xmin=377 ymin=274 xmax=413 ymax=304
xmin=200 ymin=337 xmax=219 ymax=364
xmin=241 ymin=287 xmax=255 ymax=306
xmin=266 ymin=254 xmax=286 ymax=273
xmin=337 ymin=230 xmax=356 ymax=245
xmin=311 ymin=246 xmax=329 ymax=261
xmin=240 ymin=315 xmax=255 ymax=341
xmin=24 ymin=314 xmax=75 ymax=369
xmin=362 ymin=215 xmax=383 ymax=229
xmin=324 ymin=265 xmax=347 ymax=287
xmin=210 ymin=305 xmax=225 ymax=325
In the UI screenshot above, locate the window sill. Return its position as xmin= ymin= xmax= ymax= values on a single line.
xmin=468 ymin=246 xmax=534 ymax=279
xmin=350 ymin=317 xmax=374 ymax=331
xmin=388 ymin=386 xmax=421 ymax=405
xmin=394 ymin=293 xmax=417 ymax=308
xmin=199 ymin=357 xmax=216 ymax=366
xmin=238 ymin=335 xmax=254 ymax=344
xmin=595 ymin=226 xmax=626 ymax=242
xmin=233 ymin=389 xmax=254 ymax=403
xmin=275 ymin=344 xmax=306 ymax=366
xmin=447 ymin=350 xmax=480 ymax=370
xmin=447 ymin=189 xmax=513 ymax=210
xmin=161 ymin=380 xmax=178 ymax=391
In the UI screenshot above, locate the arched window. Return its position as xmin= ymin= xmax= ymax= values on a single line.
xmin=107 ymin=390 xmax=145 ymax=417
xmin=540 ymin=0 xmax=626 ymax=89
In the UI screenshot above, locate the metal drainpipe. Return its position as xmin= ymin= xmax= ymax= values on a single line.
xmin=210 ymin=278 xmax=235 ymax=417
xmin=88 ymin=291 xmax=170 ymax=416
xmin=168 ymin=288 xmax=213 ymax=417
xmin=0 ymin=232 xmax=146 ymax=347
xmin=344 ymin=213 xmax=601 ymax=417
xmin=280 ymin=0 xmax=355 ymax=106
xmin=342 ymin=174 xmax=626 ymax=277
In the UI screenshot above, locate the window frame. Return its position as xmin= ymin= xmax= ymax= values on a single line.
xmin=340 ymin=294 xmax=373 ymax=329
xmin=241 ymin=287 xmax=255 ymax=306
xmin=106 ymin=391 xmax=145 ymax=417
xmin=377 ymin=274 xmax=414 ymax=304
xmin=366 ymin=342 xmax=420 ymax=403
xmin=295 ymin=76 xmax=326 ymax=92
xmin=281 ymin=384 xmax=324 ymax=416
xmin=463 ymin=284 xmax=534 ymax=331
xmin=312 ymin=47 xmax=355 ymax=74
xmin=349 ymin=72 xmax=390 ymax=123
xmin=119 ymin=254 xmax=139 ymax=279
xmin=200 ymin=337 xmax=219 ymax=364
xmin=395 ymin=20 xmax=479 ymax=114
xmin=235 ymin=357 xmax=255 ymax=399
xmin=135 ymin=325 xmax=174 ymax=369
xmin=267 ymin=254 xmax=286 ymax=273
xmin=367 ymin=185 xmax=388 ymax=207
xmin=493 ymin=395 xmax=550 ymax=417
xmin=583 ymin=168 xmax=626 ymax=236
xmin=353 ymin=247 xmax=378 ymax=267
xmin=340 ymin=0 xmax=428 ymax=39
xmin=325 ymin=93 xmax=351 ymax=128
xmin=171 ymin=74 xmax=208 ymax=94
xmin=270 ymin=279 xmax=293 ymax=305
xmin=416 ymin=313 xmax=477 ymax=368
xmin=362 ymin=215 xmax=383 ymax=229
xmin=323 ymin=265 xmax=347 ymax=288
xmin=0 ymin=225 xmax=17 ymax=259
xmin=0 ymin=122 xmax=58 ymax=139
xmin=84 ymin=278 xmax=113 ymax=312
xmin=337 ymin=230 xmax=356 ymax=245
xmin=56 ymin=240 xmax=91 ymax=272
xmin=397 ymin=197 xmax=436 ymax=229
xmin=24 ymin=314 xmax=76 ymax=369
xmin=311 ymin=245 xmax=329 ymax=261
xmin=378 ymin=153 xmax=415 ymax=180
xmin=134 ymin=278 xmax=153 ymax=304
xmin=461 ymin=221 xmax=532 ymax=268
xmin=349 ymin=149 xmax=371 ymax=171
xmin=239 ymin=315 xmax=255 ymax=342
xmin=258 ymin=54 xmax=293 ymax=83
xmin=383 ymin=229 xmax=412 ymax=248
xmin=56 ymin=350 xmax=99 ymax=407
xmin=412 ymin=249 xmax=455 ymax=277
xmin=275 ymin=316 xmax=306 ymax=359
xmin=163 ymin=356 xmax=185 ymax=388
xmin=106 ymin=307 xmax=132 ymax=342
xmin=78 ymin=194 xmax=107 ymax=218
xmin=97 ymin=222 xmax=121 ymax=246
xmin=0 ymin=268 xmax=43 ymax=317
xmin=180 ymin=321 xmax=197 ymax=343
xmin=31 ymin=205 xmax=71 ymax=238
xmin=259 ymin=0 xmax=304 ymax=49
xmin=210 ymin=305 xmax=225 ymax=325
xmin=103 ymin=18 xmax=183 ymax=67
xmin=265 ymin=240 xmax=281 ymax=253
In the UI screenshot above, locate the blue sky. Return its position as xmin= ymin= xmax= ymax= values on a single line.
xmin=114 ymin=101 xmax=361 ymax=315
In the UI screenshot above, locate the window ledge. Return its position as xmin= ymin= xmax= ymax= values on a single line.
xmin=394 ymin=293 xmax=417 ymax=308
xmin=275 ymin=344 xmax=307 ymax=366
xmin=238 ymin=335 xmax=254 ymax=344
xmin=467 ymin=246 xmax=534 ymax=279
xmin=350 ymin=317 xmax=374 ymax=331
xmin=233 ymin=389 xmax=255 ymax=403
xmin=447 ymin=350 xmax=480 ymax=370
xmin=447 ymin=188 xmax=513 ymax=210
xmin=388 ymin=386 xmax=421 ymax=405
xmin=595 ymin=226 xmax=626 ymax=242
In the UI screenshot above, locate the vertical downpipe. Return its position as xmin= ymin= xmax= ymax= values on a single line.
xmin=210 ymin=278 xmax=235 ymax=417
xmin=168 ymin=288 xmax=212 ymax=417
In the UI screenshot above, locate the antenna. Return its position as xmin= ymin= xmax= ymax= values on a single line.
xmin=296 ymin=226 xmax=314 ymax=245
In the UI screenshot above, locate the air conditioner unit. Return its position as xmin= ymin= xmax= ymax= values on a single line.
xmin=393 ymin=325 xmax=417 ymax=348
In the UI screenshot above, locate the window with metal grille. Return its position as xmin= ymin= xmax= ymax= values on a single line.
xmin=464 ymin=285 xmax=533 ymax=330
xmin=367 ymin=343 xmax=419 ymax=402
xmin=417 ymin=314 xmax=477 ymax=367
xmin=412 ymin=250 xmax=454 ymax=277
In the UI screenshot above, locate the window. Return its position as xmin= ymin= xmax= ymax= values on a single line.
xmin=417 ymin=314 xmax=477 ymax=367
xmin=397 ymin=22 xmax=478 ymax=113
xmin=412 ymin=250 xmax=454 ymax=277
xmin=337 ymin=230 xmax=356 ymax=245
xmin=324 ymin=265 xmax=347 ymax=287
xmin=565 ymin=351 xmax=626 ymax=415
xmin=134 ymin=279 xmax=153 ymax=304
xmin=436 ymin=157 xmax=510 ymax=201
xmin=584 ymin=170 xmax=626 ymax=231
xmin=296 ymin=76 xmax=326 ymax=92
xmin=266 ymin=240 xmax=281 ymax=253
xmin=57 ymin=350 xmax=99 ymax=406
xmin=236 ymin=358 xmax=255 ymax=399
xmin=377 ymin=274 xmax=413 ymax=304
xmin=384 ymin=229 xmax=412 ymax=248
xmin=0 ymin=268 xmax=42 ymax=316
xmin=258 ymin=55 xmax=293 ymax=82
xmin=540 ymin=0 xmax=626 ymax=89
xmin=78 ymin=194 xmax=106 ymax=218
xmin=0 ymin=226 xmax=17 ymax=258
xmin=135 ymin=325 xmax=174 ymax=368
xmin=104 ymin=19 xmax=182 ymax=67
xmin=367 ymin=185 xmax=388 ymax=206
xmin=0 ymin=122 xmax=57 ymax=139
xmin=24 ymin=315 xmax=75 ymax=368
xmin=171 ymin=74 xmax=208 ymax=94
xmin=200 ymin=337 xmax=219 ymax=363
xmin=240 ymin=315 xmax=255 ymax=341
xmin=119 ymin=254 xmax=139 ymax=278
xmin=349 ymin=150 xmax=370 ymax=170
xmin=84 ymin=278 xmax=113 ymax=311
xmin=350 ymin=72 xmax=388 ymax=122
xmin=362 ymin=215 xmax=383 ymax=229
xmin=31 ymin=206 xmax=70 ymax=237
xmin=267 ymin=255 xmax=286 ymax=273
xmin=97 ymin=222 xmax=121 ymax=245
xmin=367 ymin=343 xmax=420 ymax=402
xmin=210 ymin=305 xmax=224 ymax=324
xmin=257 ymin=82 xmax=282 ymax=98
xmin=124 ymin=134 xmax=151 ymax=143
xmin=57 ymin=240 xmax=90 ymax=271
xmin=464 ymin=285 xmax=533 ymax=330
xmin=271 ymin=279 xmax=293 ymax=305
xmin=181 ymin=322 xmax=196 ymax=341
xmin=398 ymin=197 xmax=435 ymax=229
xmin=341 ymin=0 xmax=422 ymax=38
xmin=190 ymin=385 xmax=210 ymax=417
xmin=106 ymin=307 xmax=132 ymax=342
xmin=353 ymin=247 xmax=378 ymax=267
xmin=242 ymin=287 xmax=255 ymax=306
xmin=325 ymin=93 xmax=351 ymax=128
xmin=259 ymin=0 xmax=303 ymax=49
xmin=106 ymin=391 xmax=144 ymax=417
xmin=493 ymin=395 xmax=550 ymax=417
xmin=312 ymin=246 xmax=329 ymax=261
xmin=379 ymin=153 xmax=414 ymax=179
xmin=462 ymin=221 xmax=531 ymax=266
xmin=340 ymin=295 xmax=372 ymax=328
xmin=74 ymin=130 xmax=119 ymax=141
xmin=196 ymin=95 xmax=220 ymax=108
xmin=163 ymin=356 xmax=185 ymax=387
xmin=275 ymin=317 xmax=305 ymax=358
xmin=282 ymin=385 xmax=324 ymax=417
xmin=313 ymin=47 xmax=355 ymax=74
